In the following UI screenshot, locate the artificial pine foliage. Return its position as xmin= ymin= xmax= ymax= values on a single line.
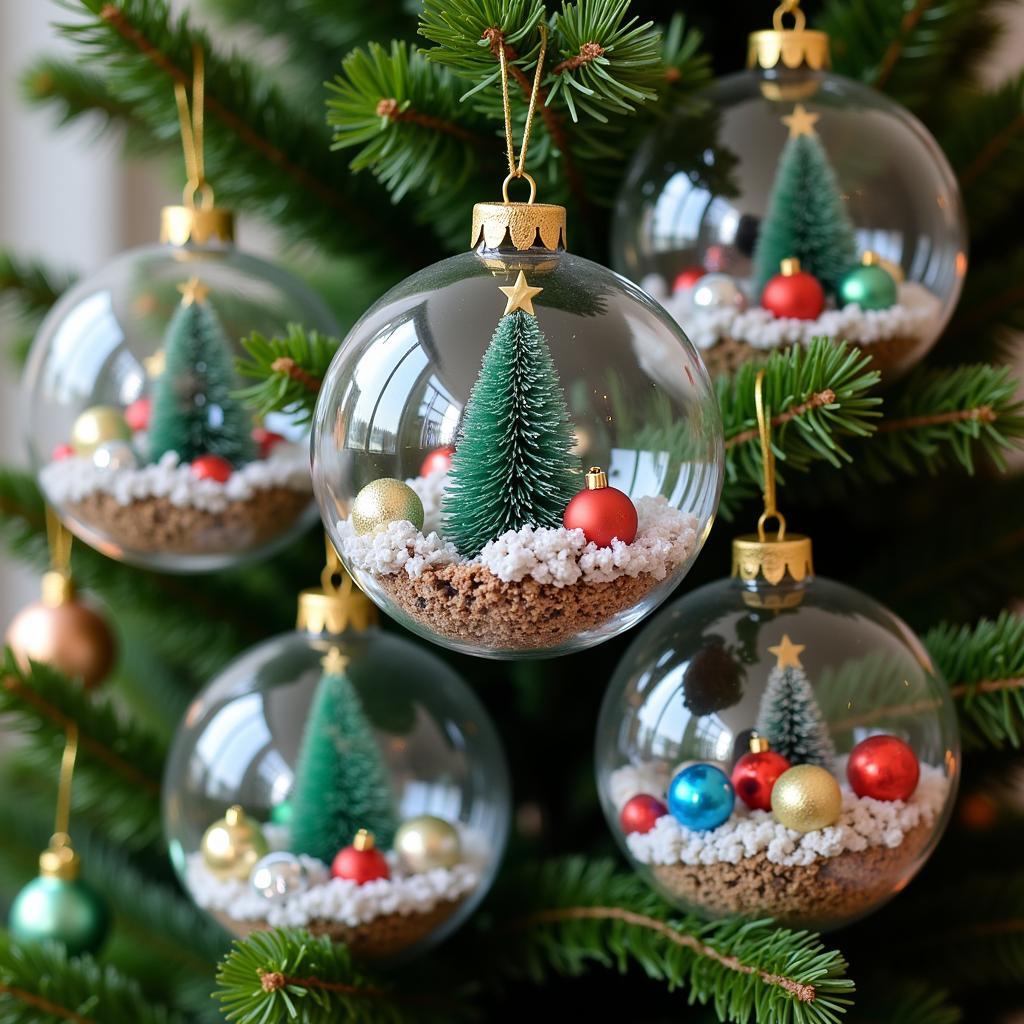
xmin=752 ymin=132 xmax=858 ymax=298
xmin=148 ymin=293 xmax=256 ymax=466
xmin=3 ymin=1 xmax=1024 ymax=1021
xmin=756 ymin=663 xmax=837 ymax=770
xmin=443 ymin=308 xmax=581 ymax=556
xmin=289 ymin=659 xmax=397 ymax=863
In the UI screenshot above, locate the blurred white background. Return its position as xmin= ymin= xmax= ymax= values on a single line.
xmin=2 ymin=2 xmax=1023 ymax=628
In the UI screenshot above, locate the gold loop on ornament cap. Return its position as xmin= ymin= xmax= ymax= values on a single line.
xmin=747 ymin=1 xmax=830 ymax=72
xmin=296 ymin=537 xmax=378 ymax=635
xmin=472 ymin=178 xmax=568 ymax=253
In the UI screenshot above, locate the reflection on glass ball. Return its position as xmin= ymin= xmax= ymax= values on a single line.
xmin=596 ymin=571 xmax=959 ymax=931
xmin=613 ymin=69 xmax=966 ymax=378
xmin=163 ymin=625 xmax=510 ymax=960
xmin=312 ymin=248 xmax=723 ymax=659
xmin=23 ymin=236 xmax=336 ymax=572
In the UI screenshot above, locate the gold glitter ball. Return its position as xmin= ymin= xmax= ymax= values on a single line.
xmin=351 ymin=478 xmax=424 ymax=535
xmin=771 ymin=764 xmax=842 ymax=833
xmin=70 ymin=406 xmax=130 ymax=457
xmin=200 ymin=805 xmax=269 ymax=881
xmin=394 ymin=815 xmax=461 ymax=873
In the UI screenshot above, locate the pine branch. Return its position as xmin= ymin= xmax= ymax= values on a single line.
xmin=476 ymin=858 xmax=854 ymax=1023
xmin=926 ymin=612 xmax=1024 ymax=749
xmin=327 ymin=41 xmax=493 ymax=205
xmin=0 ymin=653 xmax=164 ymax=848
xmin=0 ymin=249 xmax=75 ymax=335
xmin=852 ymin=363 xmax=1024 ymax=479
xmin=214 ymin=929 xmax=467 ymax=1023
xmin=0 ymin=936 xmax=179 ymax=1024
xmin=235 ymin=325 xmax=340 ymax=423
xmin=942 ymin=71 xmax=1024 ymax=237
xmin=847 ymin=980 xmax=961 ymax=1024
xmin=717 ymin=340 xmax=881 ymax=519
xmin=820 ymin=0 xmax=1007 ymax=115
xmin=50 ymin=0 xmax=436 ymax=267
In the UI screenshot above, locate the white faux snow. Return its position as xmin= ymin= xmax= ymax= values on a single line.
xmin=40 ymin=442 xmax=311 ymax=512
xmin=338 ymin=470 xmax=699 ymax=588
xmin=186 ymin=852 xmax=480 ymax=929
xmin=644 ymin=276 xmax=942 ymax=352
xmin=610 ymin=760 xmax=950 ymax=868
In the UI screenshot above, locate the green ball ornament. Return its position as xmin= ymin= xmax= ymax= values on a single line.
xmin=351 ymin=478 xmax=424 ymax=535
xmin=9 ymin=874 xmax=109 ymax=956
xmin=839 ymin=258 xmax=898 ymax=311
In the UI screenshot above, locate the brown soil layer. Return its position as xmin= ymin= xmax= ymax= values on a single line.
xmin=651 ymin=820 xmax=932 ymax=929
xmin=701 ymin=334 xmax=923 ymax=380
xmin=212 ymin=898 xmax=462 ymax=959
xmin=65 ymin=486 xmax=310 ymax=556
xmin=376 ymin=562 xmax=665 ymax=650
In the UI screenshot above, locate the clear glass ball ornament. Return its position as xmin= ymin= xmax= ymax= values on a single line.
xmin=612 ymin=49 xmax=966 ymax=379
xmin=595 ymin=540 xmax=959 ymax=931
xmin=163 ymin=593 xmax=511 ymax=961
xmin=311 ymin=199 xmax=723 ymax=659
xmin=22 ymin=214 xmax=337 ymax=572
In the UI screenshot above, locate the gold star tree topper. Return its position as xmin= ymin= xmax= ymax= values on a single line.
xmin=782 ymin=103 xmax=820 ymax=139
xmin=768 ymin=634 xmax=806 ymax=669
xmin=499 ymin=271 xmax=544 ymax=316
xmin=177 ymin=276 xmax=211 ymax=307
xmin=322 ymin=647 xmax=349 ymax=675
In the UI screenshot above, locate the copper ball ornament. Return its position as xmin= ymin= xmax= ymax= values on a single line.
xmin=394 ymin=815 xmax=461 ymax=872
xmin=847 ymin=735 xmax=920 ymax=802
xmin=5 ymin=573 xmax=116 ymax=690
xmin=351 ymin=478 xmax=424 ymax=535
xmin=771 ymin=764 xmax=842 ymax=833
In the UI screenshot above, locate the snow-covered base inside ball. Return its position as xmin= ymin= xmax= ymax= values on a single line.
xmin=40 ymin=443 xmax=311 ymax=557
xmin=337 ymin=471 xmax=700 ymax=650
xmin=610 ymin=760 xmax=950 ymax=928
xmin=187 ymin=851 xmax=480 ymax=958
xmin=644 ymin=276 xmax=942 ymax=375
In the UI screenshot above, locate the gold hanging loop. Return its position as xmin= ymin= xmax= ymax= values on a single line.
xmin=497 ymin=23 xmax=548 ymax=195
xmin=54 ymin=724 xmax=79 ymax=838
xmin=773 ymin=0 xmax=806 ymax=31
xmin=501 ymin=171 xmax=538 ymax=204
xmin=754 ymin=369 xmax=787 ymax=542
xmin=45 ymin=505 xmax=73 ymax=578
xmin=174 ymin=43 xmax=213 ymax=210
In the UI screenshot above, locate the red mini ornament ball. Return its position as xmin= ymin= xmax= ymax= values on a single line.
xmin=847 ymin=734 xmax=920 ymax=802
xmin=331 ymin=829 xmax=390 ymax=885
xmin=52 ymin=443 xmax=75 ymax=461
xmin=124 ymin=397 xmax=151 ymax=432
xmin=190 ymin=454 xmax=233 ymax=483
xmin=672 ymin=266 xmax=705 ymax=293
xmin=619 ymin=794 xmax=667 ymax=835
xmin=420 ymin=445 xmax=455 ymax=477
xmin=563 ymin=467 xmax=638 ymax=548
xmin=252 ymin=427 xmax=285 ymax=459
xmin=761 ymin=258 xmax=825 ymax=321
xmin=731 ymin=736 xmax=790 ymax=811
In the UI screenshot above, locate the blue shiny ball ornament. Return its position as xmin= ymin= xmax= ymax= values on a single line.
xmin=8 ymin=875 xmax=109 ymax=955
xmin=667 ymin=764 xmax=735 ymax=832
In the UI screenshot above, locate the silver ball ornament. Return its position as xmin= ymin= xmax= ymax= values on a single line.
xmin=92 ymin=440 xmax=137 ymax=472
xmin=250 ymin=852 xmax=309 ymax=902
xmin=690 ymin=273 xmax=746 ymax=314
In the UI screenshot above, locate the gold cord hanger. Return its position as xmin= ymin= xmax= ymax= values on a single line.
xmin=41 ymin=505 xmax=75 ymax=606
xmin=730 ymin=369 xmax=813 ymax=590
xmin=496 ymin=24 xmax=548 ymax=202
xmin=38 ymin=724 xmax=82 ymax=880
xmin=173 ymin=43 xmax=213 ymax=210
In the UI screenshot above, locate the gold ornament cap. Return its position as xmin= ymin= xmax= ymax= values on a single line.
xmin=39 ymin=833 xmax=80 ymax=881
xmin=160 ymin=205 xmax=235 ymax=247
xmin=780 ymin=258 xmax=801 ymax=276
xmin=41 ymin=570 xmax=75 ymax=607
xmin=352 ymin=828 xmax=376 ymax=852
xmin=732 ymin=531 xmax=813 ymax=587
xmin=748 ymin=734 xmax=771 ymax=754
xmin=297 ymin=586 xmax=377 ymax=636
xmin=748 ymin=3 xmax=830 ymax=71
xmin=472 ymin=174 xmax=567 ymax=253
xmin=584 ymin=466 xmax=609 ymax=490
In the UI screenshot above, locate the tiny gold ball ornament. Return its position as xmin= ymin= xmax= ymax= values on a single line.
xmin=394 ymin=815 xmax=461 ymax=872
xmin=351 ymin=478 xmax=424 ymax=535
xmin=5 ymin=573 xmax=116 ymax=690
xmin=200 ymin=805 xmax=269 ymax=881
xmin=771 ymin=764 xmax=842 ymax=833
xmin=70 ymin=405 xmax=130 ymax=457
